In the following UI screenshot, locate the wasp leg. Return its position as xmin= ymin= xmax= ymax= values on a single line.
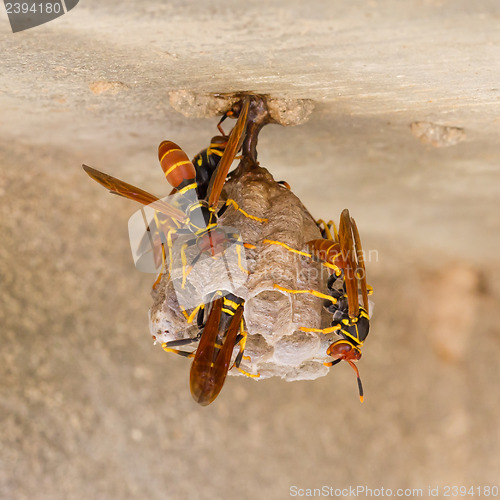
xmin=324 ymin=358 xmax=342 ymax=368
xmin=180 ymin=241 xmax=190 ymax=289
xmin=273 ymin=285 xmax=344 ymax=334
xmin=161 ymin=337 xmax=199 ymax=358
xmin=177 ymin=237 xmax=199 ymax=288
xmin=263 ymin=239 xmax=339 ymax=273
xmin=151 ymin=221 xmax=184 ymax=290
xmin=236 ymin=243 xmax=249 ymax=275
xmin=300 ymin=324 xmax=342 ymax=334
xmin=273 ymin=284 xmax=337 ymax=305
xmin=196 ymin=303 xmax=205 ymax=328
xmin=161 ymin=348 xmax=193 ymax=358
xmin=178 ymin=302 xmax=205 ymax=324
xmin=221 ymin=234 xmax=256 ymax=275
xmin=227 ymin=239 xmax=257 ymax=251
xmin=330 ymin=221 xmax=339 ymax=243
xmin=278 ymin=180 xmax=291 ymax=190
xmin=151 ymin=225 xmax=191 ymax=281
xmin=152 ymin=274 xmax=163 ymax=290
xmin=231 ymin=234 xmax=251 ymax=274
xmin=217 ymin=110 xmax=233 ymax=136
xmin=237 ymin=366 xmax=261 ymax=378
xmin=316 ymin=219 xmax=338 ymax=241
xmin=166 ymin=228 xmax=176 ymax=277
xmin=218 ymin=199 xmax=268 ymax=223
xmin=152 ymin=241 xmax=168 ymax=290
xmin=182 ymin=250 xmax=202 ymax=287
xmin=233 ymin=320 xmax=260 ymax=378
xmin=234 ymin=329 xmax=246 ymax=368
xmin=264 ymin=239 xmax=312 ymax=257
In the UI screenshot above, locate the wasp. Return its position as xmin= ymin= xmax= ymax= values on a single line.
xmin=83 ymin=98 xmax=265 ymax=404
xmin=83 ymin=98 xmax=266 ymax=288
xmin=160 ymin=292 xmax=258 ymax=405
xmin=266 ymin=209 xmax=371 ymax=402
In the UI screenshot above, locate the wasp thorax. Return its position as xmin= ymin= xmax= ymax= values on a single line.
xmin=208 ymin=135 xmax=228 ymax=151
xmin=197 ymin=228 xmax=229 ymax=257
xmin=186 ymin=201 xmax=216 ymax=234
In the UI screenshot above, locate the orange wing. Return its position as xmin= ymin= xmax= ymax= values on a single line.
xmin=83 ymin=164 xmax=186 ymax=222
xmin=339 ymin=208 xmax=359 ymax=318
xmin=350 ymin=216 xmax=370 ymax=312
xmin=207 ymin=98 xmax=250 ymax=208
xmin=189 ymin=298 xmax=243 ymax=406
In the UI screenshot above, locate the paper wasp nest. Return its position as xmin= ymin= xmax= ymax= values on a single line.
xmin=150 ymin=164 xmax=337 ymax=381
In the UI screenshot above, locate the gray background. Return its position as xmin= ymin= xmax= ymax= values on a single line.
xmin=1 ymin=1 xmax=499 ymax=499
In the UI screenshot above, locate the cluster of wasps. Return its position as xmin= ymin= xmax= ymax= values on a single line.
xmin=83 ymin=95 xmax=372 ymax=406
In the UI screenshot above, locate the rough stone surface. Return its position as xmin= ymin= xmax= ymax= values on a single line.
xmin=169 ymin=91 xmax=239 ymax=119
xmin=410 ymin=121 xmax=466 ymax=148
xmin=169 ymin=91 xmax=315 ymax=126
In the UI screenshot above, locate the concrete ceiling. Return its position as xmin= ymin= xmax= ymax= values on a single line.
xmin=2 ymin=0 xmax=499 ymax=261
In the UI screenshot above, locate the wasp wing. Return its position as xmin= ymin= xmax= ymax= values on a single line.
xmin=207 ymin=98 xmax=250 ymax=208
xmin=350 ymin=216 xmax=370 ymax=312
xmin=189 ymin=297 xmax=243 ymax=406
xmin=82 ymin=164 xmax=186 ymax=222
xmin=339 ymin=208 xmax=359 ymax=319
xmin=190 ymin=297 xmax=223 ymax=406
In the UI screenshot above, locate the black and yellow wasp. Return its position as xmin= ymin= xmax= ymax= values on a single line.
xmin=83 ymin=97 xmax=263 ymax=405
xmin=160 ymin=292 xmax=258 ymax=406
xmin=268 ymin=209 xmax=371 ymax=402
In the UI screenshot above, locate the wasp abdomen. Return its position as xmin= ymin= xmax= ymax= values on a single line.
xmin=158 ymin=140 xmax=197 ymax=190
xmin=307 ymin=239 xmax=344 ymax=270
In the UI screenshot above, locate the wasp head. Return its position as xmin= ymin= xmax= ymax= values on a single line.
xmin=326 ymin=340 xmax=364 ymax=402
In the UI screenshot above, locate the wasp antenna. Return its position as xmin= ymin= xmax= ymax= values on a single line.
xmin=347 ymin=360 xmax=364 ymax=403
xmin=217 ymin=111 xmax=233 ymax=136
